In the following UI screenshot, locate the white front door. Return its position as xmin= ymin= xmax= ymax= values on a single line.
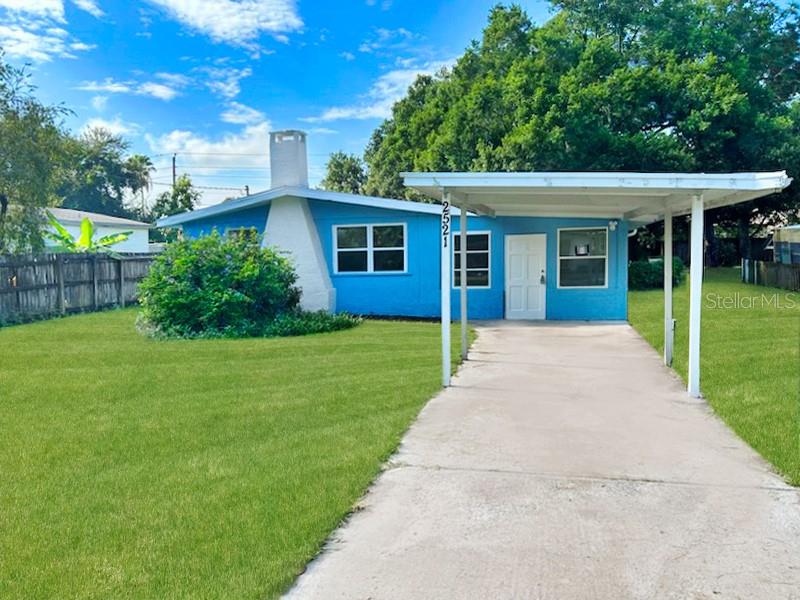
xmin=505 ymin=234 xmax=547 ymax=320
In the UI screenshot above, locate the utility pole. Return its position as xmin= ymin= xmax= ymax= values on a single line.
xmin=172 ymin=153 xmax=177 ymax=190
xmin=245 ymin=185 xmax=250 ymax=196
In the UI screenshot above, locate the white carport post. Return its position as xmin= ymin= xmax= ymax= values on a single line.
xmin=459 ymin=205 xmax=468 ymax=360
xmin=687 ymin=193 xmax=704 ymax=397
xmin=663 ymin=207 xmax=674 ymax=367
xmin=441 ymin=190 xmax=452 ymax=387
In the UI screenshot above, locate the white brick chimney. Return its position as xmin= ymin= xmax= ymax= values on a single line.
xmin=263 ymin=129 xmax=335 ymax=312
xmin=270 ymin=130 xmax=308 ymax=189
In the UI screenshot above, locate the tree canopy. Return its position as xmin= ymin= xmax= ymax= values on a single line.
xmin=321 ymin=151 xmax=368 ymax=195
xmin=0 ymin=54 xmax=68 ymax=253
xmin=362 ymin=0 xmax=800 ymax=252
xmin=59 ymin=128 xmax=154 ymax=219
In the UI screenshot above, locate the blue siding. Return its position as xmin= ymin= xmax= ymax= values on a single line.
xmin=451 ymin=217 xmax=628 ymax=320
xmin=181 ymin=204 xmax=268 ymax=238
xmin=311 ymin=199 xmax=628 ymax=320
xmin=310 ymin=200 xmax=442 ymax=317
xmin=178 ymin=197 xmax=629 ymax=321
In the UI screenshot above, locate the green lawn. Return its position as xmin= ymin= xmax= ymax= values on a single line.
xmin=629 ymin=268 xmax=800 ymax=486
xmin=0 ymin=310 xmax=468 ymax=599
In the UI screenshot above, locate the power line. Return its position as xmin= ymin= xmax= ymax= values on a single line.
xmin=172 ymin=165 xmax=271 ymax=171
xmin=151 ymin=181 xmax=245 ymax=192
xmin=149 ymin=151 xmax=331 ymax=158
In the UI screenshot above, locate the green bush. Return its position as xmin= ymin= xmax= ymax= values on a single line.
xmin=138 ymin=232 xmax=361 ymax=339
xmin=262 ymin=310 xmax=362 ymax=337
xmin=629 ymin=257 xmax=687 ymax=290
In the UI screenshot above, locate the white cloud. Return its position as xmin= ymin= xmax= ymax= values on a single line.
xmin=0 ymin=0 xmax=64 ymax=20
xmin=302 ymin=59 xmax=451 ymax=122
xmin=146 ymin=121 xmax=273 ymax=205
xmin=71 ymin=0 xmax=103 ymax=17
xmin=0 ymin=7 xmax=93 ymax=62
xmin=147 ymin=122 xmax=271 ymax=169
xmin=309 ymin=127 xmax=338 ymax=135
xmin=138 ymin=81 xmax=180 ymax=100
xmin=78 ymin=77 xmax=182 ymax=100
xmin=339 ymin=51 xmax=355 ymax=61
xmin=220 ymin=101 xmax=266 ymax=125
xmin=145 ymin=0 xmax=302 ymax=47
xmin=358 ymin=27 xmax=414 ymax=54
xmin=69 ymin=40 xmax=95 ymax=51
xmin=0 ymin=21 xmax=72 ymax=62
xmin=78 ymin=78 xmax=133 ymax=93
xmin=198 ymin=66 xmax=252 ymax=99
xmin=156 ymin=72 xmax=192 ymax=87
xmin=83 ymin=116 xmax=140 ymax=136
xmin=91 ymin=95 xmax=108 ymax=111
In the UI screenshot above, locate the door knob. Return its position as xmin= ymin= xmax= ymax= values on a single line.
xmin=540 ymin=270 xmax=546 ymax=284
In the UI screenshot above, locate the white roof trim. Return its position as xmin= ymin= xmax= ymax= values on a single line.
xmin=48 ymin=207 xmax=151 ymax=229
xmin=156 ymin=186 xmax=458 ymax=228
xmin=401 ymin=171 xmax=792 ymax=224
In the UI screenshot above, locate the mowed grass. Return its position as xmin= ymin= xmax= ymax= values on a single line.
xmin=629 ymin=268 xmax=800 ymax=485
xmin=0 ymin=310 xmax=469 ymax=599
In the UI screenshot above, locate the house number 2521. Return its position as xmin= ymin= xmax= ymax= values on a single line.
xmin=441 ymin=199 xmax=450 ymax=248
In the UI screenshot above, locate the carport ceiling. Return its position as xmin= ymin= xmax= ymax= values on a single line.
xmin=401 ymin=171 xmax=792 ymax=224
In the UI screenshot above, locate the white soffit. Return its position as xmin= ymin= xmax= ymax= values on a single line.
xmin=401 ymin=171 xmax=792 ymax=223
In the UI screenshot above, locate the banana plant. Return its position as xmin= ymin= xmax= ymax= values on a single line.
xmin=44 ymin=210 xmax=132 ymax=256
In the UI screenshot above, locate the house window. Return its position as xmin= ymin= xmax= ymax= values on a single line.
xmin=334 ymin=224 xmax=406 ymax=273
xmin=558 ymin=228 xmax=608 ymax=288
xmin=453 ymin=232 xmax=491 ymax=288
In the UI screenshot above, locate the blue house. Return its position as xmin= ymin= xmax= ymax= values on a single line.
xmin=158 ymin=130 xmax=789 ymax=396
xmin=159 ymin=131 xmax=630 ymax=321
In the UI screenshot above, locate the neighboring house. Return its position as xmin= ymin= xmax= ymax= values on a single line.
xmin=47 ymin=208 xmax=151 ymax=253
xmin=772 ymin=224 xmax=800 ymax=264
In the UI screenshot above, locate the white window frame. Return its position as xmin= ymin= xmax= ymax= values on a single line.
xmin=451 ymin=230 xmax=492 ymax=289
xmin=557 ymin=226 xmax=609 ymax=289
xmin=333 ymin=223 xmax=407 ymax=274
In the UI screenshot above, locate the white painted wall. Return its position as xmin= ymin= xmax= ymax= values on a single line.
xmin=45 ymin=223 xmax=150 ymax=253
xmin=263 ymin=196 xmax=335 ymax=312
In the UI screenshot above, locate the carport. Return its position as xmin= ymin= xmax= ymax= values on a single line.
xmin=402 ymin=171 xmax=791 ymax=397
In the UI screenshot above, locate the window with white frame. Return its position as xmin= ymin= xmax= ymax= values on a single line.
xmin=558 ymin=228 xmax=608 ymax=288
xmin=334 ymin=224 xmax=406 ymax=273
xmin=453 ymin=232 xmax=491 ymax=288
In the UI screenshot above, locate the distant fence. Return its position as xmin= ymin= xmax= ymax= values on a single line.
xmin=741 ymin=259 xmax=800 ymax=292
xmin=0 ymin=253 xmax=154 ymax=323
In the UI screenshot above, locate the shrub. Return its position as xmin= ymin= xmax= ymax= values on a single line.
xmin=138 ymin=232 xmax=360 ymax=338
xmin=262 ymin=310 xmax=362 ymax=338
xmin=138 ymin=232 xmax=307 ymax=338
xmin=629 ymin=257 xmax=686 ymax=290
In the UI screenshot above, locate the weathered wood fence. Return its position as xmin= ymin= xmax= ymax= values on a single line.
xmin=742 ymin=259 xmax=800 ymax=291
xmin=0 ymin=253 xmax=154 ymax=322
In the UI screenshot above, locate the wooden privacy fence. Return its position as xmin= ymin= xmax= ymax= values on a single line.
xmin=741 ymin=259 xmax=800 ymax=291
xmin=0 ymin=253 xmax=154 ymax=322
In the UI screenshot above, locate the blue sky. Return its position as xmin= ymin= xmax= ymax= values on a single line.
xmin=0 ymin=0 xmax=552 ymax=207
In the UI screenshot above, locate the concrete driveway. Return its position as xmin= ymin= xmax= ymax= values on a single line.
xmin=286 ymin=322 xmax=800 ymax=600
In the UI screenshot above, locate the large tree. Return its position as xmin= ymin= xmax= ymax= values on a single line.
xmin=363 ymin=1 xmax=800 ymax=255
xmin=149 ymin=175 xmax=201 ymax=243
xmin=59 ymin=128 xmax=140 ymax=219
xmin=0 ymin=53 xmax=68 ymax=253
xmin=321 ymin=151 xmax=368 ymax=195
xmin=151 ymin=174 xmax=200 ymax=219
xmin=126 ymin=154 xmax=155 ymax=216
